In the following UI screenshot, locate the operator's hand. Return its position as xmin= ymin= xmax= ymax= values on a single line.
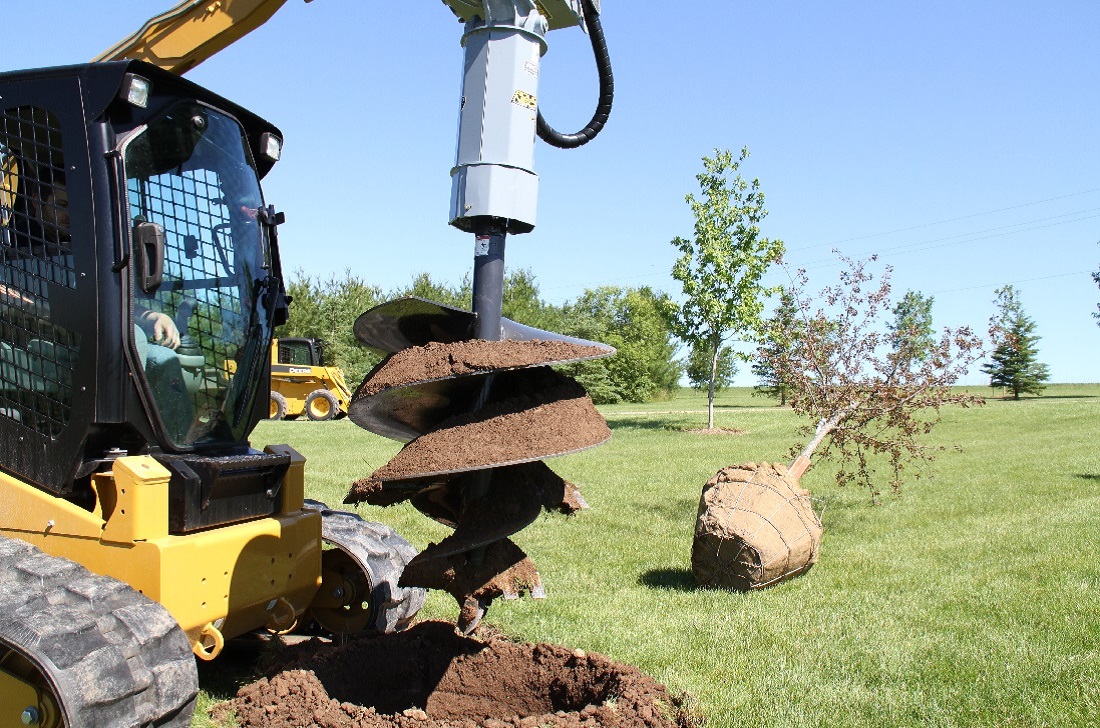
xmin=138 ymin=309 xmax=181 ymax=350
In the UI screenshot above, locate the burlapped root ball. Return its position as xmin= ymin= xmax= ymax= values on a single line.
xmin=691 ymin=461 xmax=822 ymax=590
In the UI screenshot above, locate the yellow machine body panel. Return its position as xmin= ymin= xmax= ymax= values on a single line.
xmin=0 ymin=446 xmax=321 ymax=658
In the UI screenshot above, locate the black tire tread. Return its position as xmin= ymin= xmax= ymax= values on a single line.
xmin=304 ymin=501 xmax=424 ymax=633
xmin=304 ymin=389 xmax=339 ymax=421
xmin=269 ymin=391 xmax=288 ymax=420
xmin=0 ymin=537 xmax=198 ymax=728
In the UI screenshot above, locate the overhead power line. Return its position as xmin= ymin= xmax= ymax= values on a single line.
xmin=789 ymin=187 xmax=1100 ymax=253
xmin=796 ymin=211 xmax=1100 ymax=270
xmin=931 ymin=270 xmax=1092 ymax=295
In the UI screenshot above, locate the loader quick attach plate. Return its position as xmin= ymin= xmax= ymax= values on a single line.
xmin=156 ymin=450 xmax=290 ymax=533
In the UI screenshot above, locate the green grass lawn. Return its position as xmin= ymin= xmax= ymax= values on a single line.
xmin=194 ymin=384 xmax=1100 ymax=727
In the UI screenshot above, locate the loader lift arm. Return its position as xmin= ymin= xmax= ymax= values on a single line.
xmin=95 ymin=0 xmax=309 ymax=75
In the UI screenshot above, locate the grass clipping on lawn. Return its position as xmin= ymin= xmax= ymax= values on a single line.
xmin=691 ymin=461 xmax=823 ymax=590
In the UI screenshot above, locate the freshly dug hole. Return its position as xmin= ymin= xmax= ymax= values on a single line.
xmin=691 ymin=461 xmax=822 ymax=590
xmin=216 ymin=622 xmax=700 ymax=727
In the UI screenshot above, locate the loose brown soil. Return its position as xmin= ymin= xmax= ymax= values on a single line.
xmin=358 ymin=340 xmax=612 ymax=398
xmin=371 ymin=375 xmax=611 ymax=482
xmin=214 ymin=622 xmax=701 ymax=728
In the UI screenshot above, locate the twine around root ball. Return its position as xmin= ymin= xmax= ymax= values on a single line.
xmin=691 ymin=461 xmax=823 ymax=591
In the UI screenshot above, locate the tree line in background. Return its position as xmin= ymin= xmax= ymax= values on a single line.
xmin=276 ymin=258 xmax=1050 ymax=410
xmin=276 ymin=148 xmax=1057 ymax=415
xmin=277 ymin=268 xmax=681 ymax=404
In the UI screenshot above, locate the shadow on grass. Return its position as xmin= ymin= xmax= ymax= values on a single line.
xmin=1038 ymin=395 xmax=1099 ymax=400
xmin=636 ymin=497 xmax=698 ymax=520
xmin=604 ymin=417 xmax=682 ymax=432
xmin=639 ymin=568 xmax=698 ymax=592
xmin=1075 ymin=474 xmax=1100 ymax=481
xmin=196 ymin=638 xmax=267 ymax=703
xmin=986 ymin=395 xmax=1097 ymax=401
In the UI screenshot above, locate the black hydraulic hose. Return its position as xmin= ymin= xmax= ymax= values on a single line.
xmin=536 ymin=0 xmax=614 ymax=149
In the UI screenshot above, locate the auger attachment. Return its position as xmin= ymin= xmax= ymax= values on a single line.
xmin=344 ymin=0 xmax=615 ymax=633
xmin=345 ymin=297 xmax=612 ymax=632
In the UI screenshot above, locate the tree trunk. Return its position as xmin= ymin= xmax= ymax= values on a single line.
xmin=707 ymin=341 xmax=719 ymax=430
xmin=788 ymin=410 xmax=847 ymax=480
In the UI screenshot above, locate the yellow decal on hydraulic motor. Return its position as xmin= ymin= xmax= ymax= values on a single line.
xmin=511 ymin=90 xmax=537 ymax=110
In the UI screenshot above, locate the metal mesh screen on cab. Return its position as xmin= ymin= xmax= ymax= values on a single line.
xmin=0 ymin=106 xmax=79 ymax=438
xmin=129 ymin=170 xmax=243 ymax=425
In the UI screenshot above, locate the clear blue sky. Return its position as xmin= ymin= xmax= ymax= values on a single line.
xmin=7 ymin=1 xmax=1099 ymax=385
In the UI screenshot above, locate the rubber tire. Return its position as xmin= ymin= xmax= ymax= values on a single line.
xmin=304 ymin=389 xmax=339 ymax=421
xmin=269 ymin=391 xmax=288 ymax=420
xmin=0 ymin=537 xmax=198 ymax=728
xmin=303 ymin=500 xmax=425 ymax=634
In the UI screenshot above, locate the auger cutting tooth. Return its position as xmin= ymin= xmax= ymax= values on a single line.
xmin=347 ymin=297 xmax=614 ymax=630
xmin=399 ymin=536 xmax=545 ymax=627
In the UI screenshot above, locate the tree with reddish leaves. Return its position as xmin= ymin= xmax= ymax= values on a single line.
xmin=764 ymin=255 xmax=985 ymax=502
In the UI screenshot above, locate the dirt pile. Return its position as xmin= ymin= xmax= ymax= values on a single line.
xmin=691 ymin=461 xmax=822 ymax=590
xmin=215 ymin=622 xmax=701 ymax=727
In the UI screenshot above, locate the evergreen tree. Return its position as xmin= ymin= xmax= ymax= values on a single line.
xmin=279 ymin=270 xmax=384 ymax=383
xmin=752 ymin=289 xmax=798 ymax=405
xmin=981 ymin=285 xmax=1050 ymax=399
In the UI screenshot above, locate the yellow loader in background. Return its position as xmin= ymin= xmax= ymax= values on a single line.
xmin=269 ymin=337 xmax=352 ymax=421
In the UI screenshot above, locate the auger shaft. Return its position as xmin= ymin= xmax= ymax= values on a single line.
xmin=471 ymin=226 xmax=507 ymax=341
xmin=466 ymin=224 xmax=507 ymax=570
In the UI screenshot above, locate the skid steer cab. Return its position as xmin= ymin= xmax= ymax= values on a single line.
xmin=0 ymin=61 xmax=422 ymax=728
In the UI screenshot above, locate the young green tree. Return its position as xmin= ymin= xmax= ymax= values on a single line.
xmin=668 ymin=147 xmax=785 ymax=429
xmin=890 ymin=290 xmax=936 ymax=365
xmin=752 ymin=289 xmax=798 ymax=405
xmin=981 ymin=285 xmax=1050 ymax=399
xmin=686 ymin=342 xmax=736 ymax=391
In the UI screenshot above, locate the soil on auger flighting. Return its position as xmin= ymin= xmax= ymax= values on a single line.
xmin=371 ymin=377 xmax=611 ymax=482
xmin=358 ymin=340 xmax=610 ymax=397
xmin=215 ymin=622 xmax=701 ymax=728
